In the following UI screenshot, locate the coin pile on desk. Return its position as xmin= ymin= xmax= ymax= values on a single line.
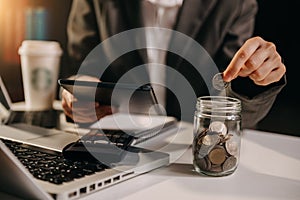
xmin=193 ymin=121 xmax=239 ymax=174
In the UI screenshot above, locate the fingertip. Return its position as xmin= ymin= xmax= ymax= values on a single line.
xmin=222 ymin=72 xmax=232 ymax=82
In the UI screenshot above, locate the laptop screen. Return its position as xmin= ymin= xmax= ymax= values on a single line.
xmin=0 ymin=77 xmax=12 ymax=111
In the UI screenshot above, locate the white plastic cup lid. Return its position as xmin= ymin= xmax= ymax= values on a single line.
xmin=18 ymin=40 xmax=63 ymax=56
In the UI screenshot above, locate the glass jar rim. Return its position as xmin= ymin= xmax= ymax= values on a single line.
xmin=198 ymin=96 xmax=241 ymax=103
xmin=196 ymin=96 xmax=241 ymax=113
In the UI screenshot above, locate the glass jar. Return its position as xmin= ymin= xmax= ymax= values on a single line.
xmin=193 ymin=96 xmax=242 ymax=176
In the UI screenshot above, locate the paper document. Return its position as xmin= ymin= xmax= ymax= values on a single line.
xmin=91 ymin=113 xmax=177 ymax=131
xmin=90 ymin=113 xmax=178 ymax=144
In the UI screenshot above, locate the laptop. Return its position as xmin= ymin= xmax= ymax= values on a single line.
xmin=0 ymin=124 xmax=170 ymax=200
xmin=0 ymin=77 xmax=172 ymax=199
xmin=0 ymin=76 xmax=59 ymax=128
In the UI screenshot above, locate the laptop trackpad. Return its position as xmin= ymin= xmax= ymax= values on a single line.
xmin=0 ymin=124 xmax=53 ymax=141
xmin=28 ymin=133 xmax=79 ymax=152
xmin=3 ymin=124 xmax=79 ymax=152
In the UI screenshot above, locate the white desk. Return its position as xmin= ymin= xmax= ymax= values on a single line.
xmin=7 ymin=102 xmax=300 ymax=199
xmin=80 ymin=123 xmax=300 ymax=200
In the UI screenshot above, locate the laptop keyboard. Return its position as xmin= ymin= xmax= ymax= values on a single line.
xmin=1 ymin=129 xmax=135 ymax=185
xmin=6 ymin=110 xmax=58 ymax=128
xmin=62 ymin=129 xmax=136 ymax=163
xmin=1 ymin=139 xmax=108 ymax=185
xmin=80 ymin=129 xmax=135 ymax=148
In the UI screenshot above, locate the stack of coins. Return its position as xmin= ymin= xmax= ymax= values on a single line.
xmin=193 ymin=121 xmax=239 ymax=175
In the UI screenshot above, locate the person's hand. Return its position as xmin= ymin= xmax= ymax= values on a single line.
xmin=61 ymin=75 xmax=113 ymax=123
xmin=223 ymin=36 xmax=286 ymax=86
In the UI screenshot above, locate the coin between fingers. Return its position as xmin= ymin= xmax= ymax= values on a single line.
xmin=212 ymin=73 xmax=229 ymax=91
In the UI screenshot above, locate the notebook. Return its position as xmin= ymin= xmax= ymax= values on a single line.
xmin=0 ymin=77 xmax=58 ymax=128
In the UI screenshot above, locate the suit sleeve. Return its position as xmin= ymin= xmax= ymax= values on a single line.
xmin=219 ymin=0 xmax=286 ymax=128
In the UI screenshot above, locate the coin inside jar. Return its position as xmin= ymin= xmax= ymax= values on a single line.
xmin=225 ymin=139 xmax=239 ymax=156
xmin=212 ymin=72 xmax=229 ymax=91
xmin=194 ymin=157 xmax=211 ymax=171
xmin=209 ymin=121 xmax=227 ymax=136
xmin=222 ymin=156 xmax=237 ymax=171
xmin=197 ymin=143 xmax=215 ymax=158
xmin=202 ymin=132 xmax=220 ymax=146
xmin=208 ymin=146 xmax=227 ymax=165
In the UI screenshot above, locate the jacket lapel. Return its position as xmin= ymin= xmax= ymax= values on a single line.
xmin=122 ymin=0 xmax=219 ymax=68
xmin=104 ymin=0 xmax=149 ymax=84
xmin=167 ymin=0 xmax=217 ymax=70
xmin=117 ymin=0 xmax=218 ymax=83
xmin=122 ymin=0 xmax=148 ymax=63
xmin=175 ymin=0 xmax=217 ymax=38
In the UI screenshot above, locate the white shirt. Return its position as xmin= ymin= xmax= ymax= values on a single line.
xmin=142 ymin=0 xmax=183 ymax=108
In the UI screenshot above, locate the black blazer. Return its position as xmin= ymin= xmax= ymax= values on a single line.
xmin=66 ymin=0 xmax=285 ymax=128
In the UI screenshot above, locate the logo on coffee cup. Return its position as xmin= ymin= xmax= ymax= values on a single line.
xmin=31 ymin=68 xmax=52 ymax=91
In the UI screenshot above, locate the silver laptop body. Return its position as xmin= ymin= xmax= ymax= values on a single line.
xmin=0 ymin=76 xmax=170 ymax=199
xmin=0 ymin=124 xmax=169 ymax=200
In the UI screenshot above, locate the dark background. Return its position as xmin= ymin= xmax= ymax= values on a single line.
xmin=0 ymin=0 xmax=73 ymax=102
xmin=0 ymin=0 xmax=299 ymax=136
xmin=254 ymin=1 xmax=300 ymax=136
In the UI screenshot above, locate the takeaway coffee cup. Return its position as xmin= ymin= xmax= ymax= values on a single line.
xmin=18 ymin=40 xmax=63 ymax=111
